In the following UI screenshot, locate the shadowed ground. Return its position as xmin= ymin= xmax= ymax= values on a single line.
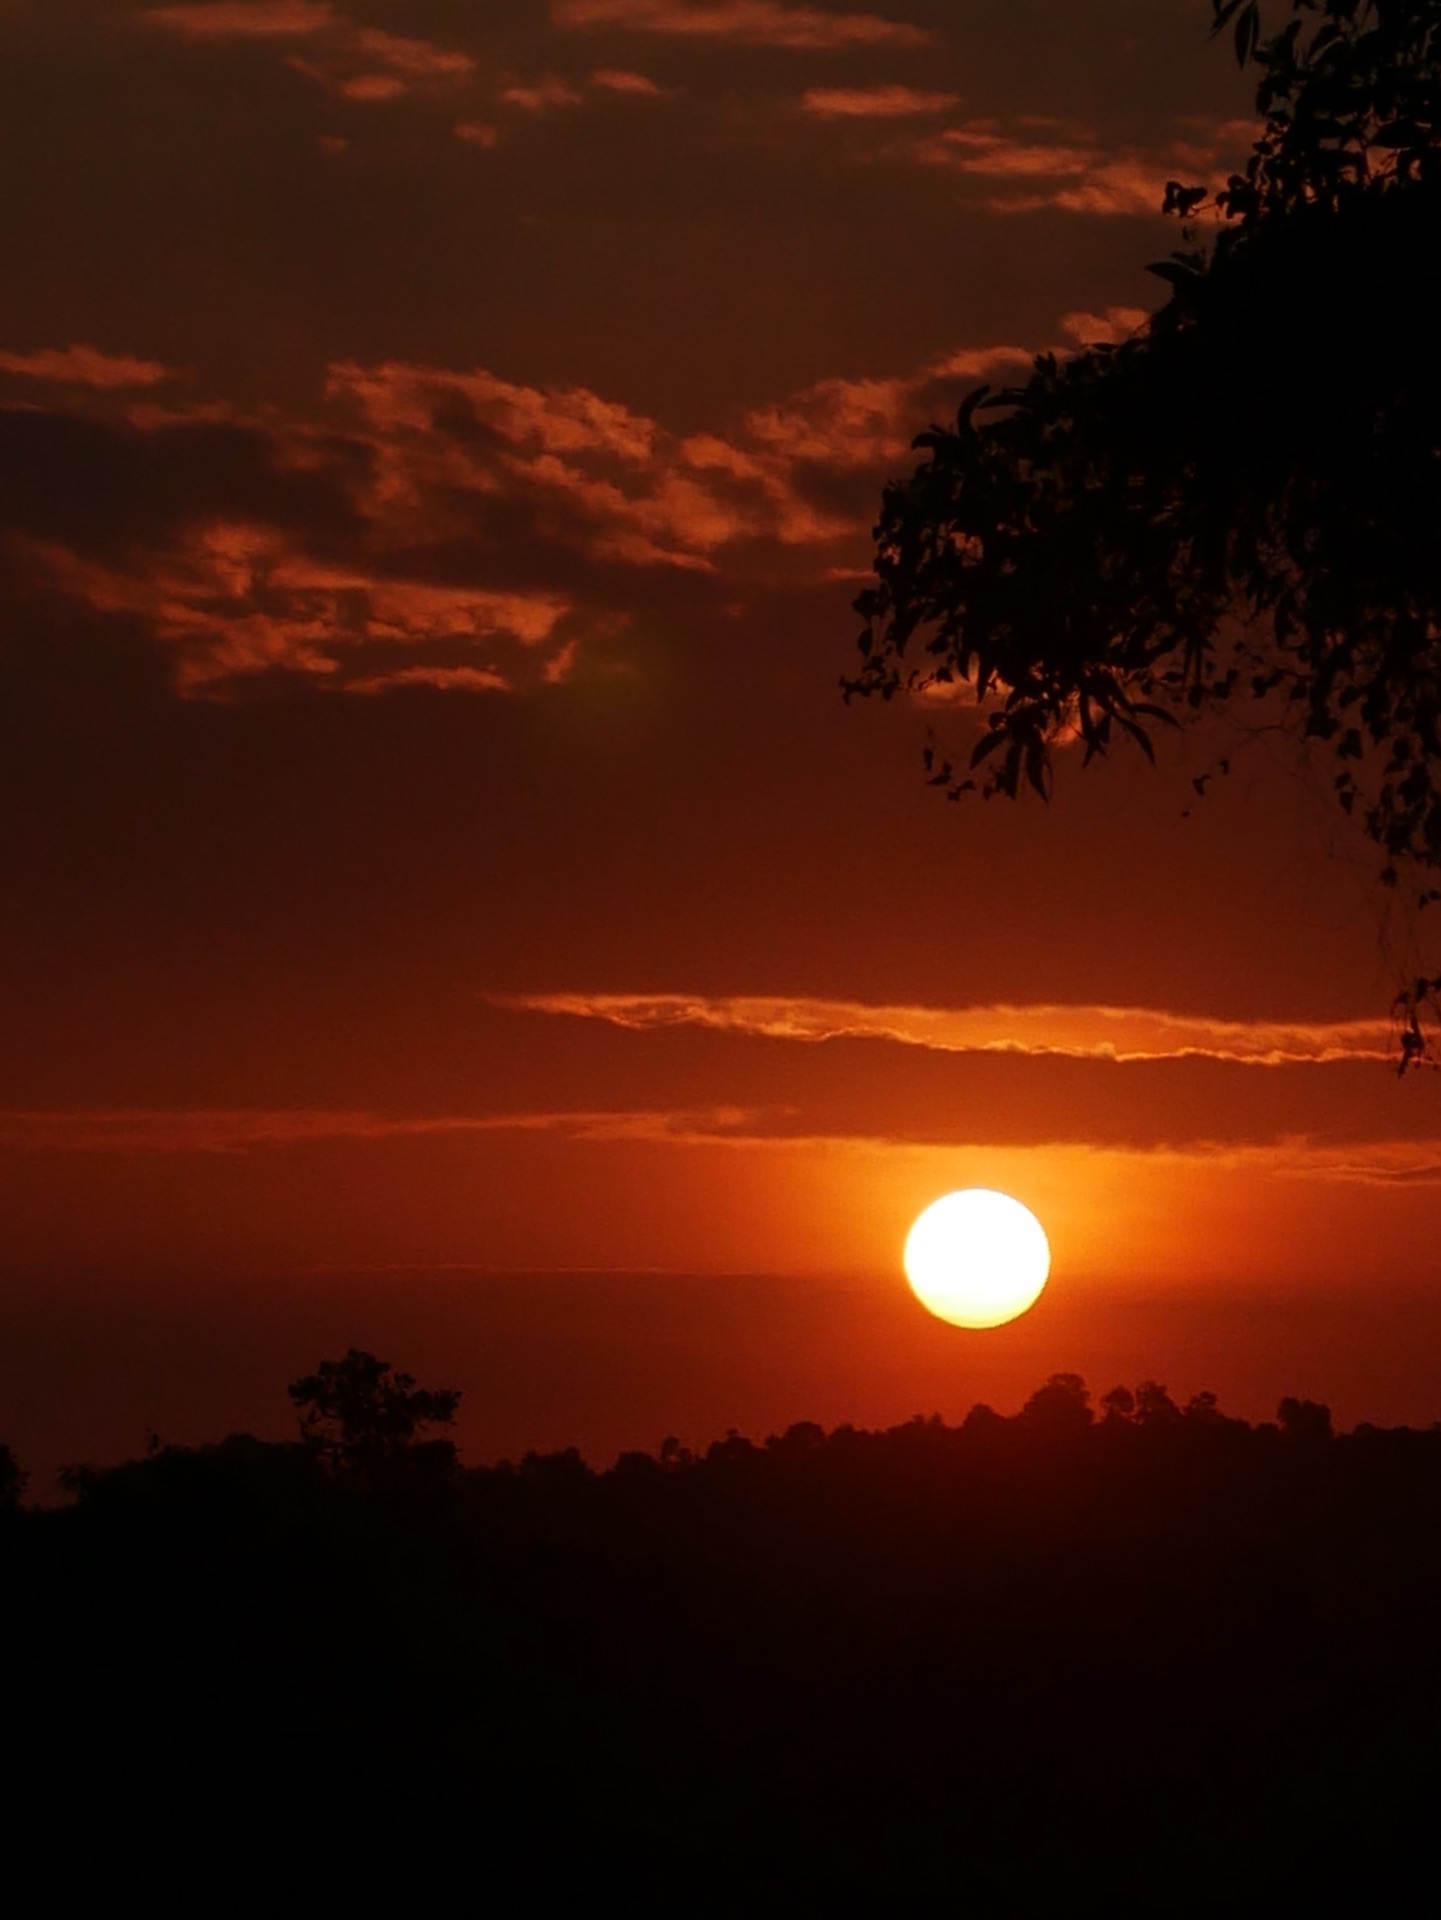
xmin=6 ymin=1373 xmax=1439 ymax=1909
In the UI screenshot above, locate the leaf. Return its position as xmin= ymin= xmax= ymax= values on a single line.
xmin=1146 ymin=258 xmax=1200 ymax=288
xmin=1119 ymin=716 xmax=1157 ymax=762
xmin=969 ymin=729 xmax=1010 ymax=769
xmin=1164 ymin=181 xmax=1209 ymax=218
xmin=957 ymin=386 xmax=992 ymax=432
xmin=1212 ymin=0 xmax=1262 ymax=64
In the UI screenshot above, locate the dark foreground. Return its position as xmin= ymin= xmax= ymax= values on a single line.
xmin=6 ymin=1373 xmax=1441 ymax=1911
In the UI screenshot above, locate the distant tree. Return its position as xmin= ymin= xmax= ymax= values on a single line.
xmin=1021 ymin=1372 xmax=1095 ymax=1434
xmin=766 ymin=1420 xmax=827 ymax=1458
xmin=1134 ymin=1381 xmax=1184 ymax=1428
xmin=0 ymin=1441 xmax=25 ymax=1510
xmin=1277 ymin=1394 xmax=1335 ymax=1444
xmin=288 ymin=1348 xmax=460 ymax=1477
xmin=519 ymin=1446 xmax=591 ymax=1491
xmin=1183 ymin=1389 xmax=1225 ymax=1424
xmin=1099 ymin=1385 xmax=1136 ymax=1425
xmin=849 ymin=0 xmax=1441 ymax=1047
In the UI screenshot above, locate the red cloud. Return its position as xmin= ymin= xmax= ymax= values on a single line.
xmin=916 ymin=118 xmax=1254 ymax=218
xmin=3 ymin=333 xmax=1037 ymax=696
xmin=351 ymin=29 xmax=474 ymax=80
xmin=552 ymin=0 xmax=931 ymax=50
xmin=147 ymin=3 xmax=474 ymax=103
xmin=1060 ymin=306 xmax=1151 ymax=346
xmin=26 ymin=530 xmax=574 ymax=696
xmin=500 ymin=77 xmax=586 ymax=112
xmin=143 ymin=1 xmax=334 ymax=36
xmin=802 ymin=85 xmax=958 ymax=118
xmin=589 ymin=68 xmax=666 ymax=93
xmin=0 ymin=1105 xmax=777 ymax=1153
xmin=496 ymin=989 xmax=1401 ymax=1067
xmin=743 ymin=344 xmax=1031 ymax=469
xmin=0 ymin=344 xmax=172 ymax=388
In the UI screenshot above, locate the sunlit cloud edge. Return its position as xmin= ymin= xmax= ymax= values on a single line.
xmin=493 ymin=990 xmax=1401 ymax=1067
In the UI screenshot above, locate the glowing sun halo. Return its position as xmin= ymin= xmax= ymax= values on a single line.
xmin=904 ymin=1189 xmax=1051 ymax=1329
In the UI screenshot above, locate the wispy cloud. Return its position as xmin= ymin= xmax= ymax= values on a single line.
xmin=499 ymin=76 xmax=586 ymax=113
xmin=143 ymin=1 xmax=334 ymax=37
xmin=349 ymin=29 xmax=473 ymax=81
xmin=0 ymin=343 xmax=172 ymax=388
xmin=326 ymin=357 xmax=766 ymax=565
xmin=3 ymin=334 xmax=1030 ymax=695
xmin=552 ymin=0 xmax=931 ymax=50
xmin=495 ymin=990 xmax=1400 ymax=1067
xmin=290 ymin=28 xmax=475 ymax=102
xmin=802 ymin=85 xmax=958 ymax=118
xmin=146 ymin=2 xmax=475 ymax=103
xmin=589 ymin=68 xmax=667 ymax=94
xmin=741 ymin=342 xmax=1031 ymax=469
xmin=916 ymin=118 xmax=1255 ymax=217
xmin=0 ymin=1105 xmax=775 ymax=1154
xmin=345 ymin=663 xmax=509 ymax=694
xmin=24 ymin=529 xmax=575 ymax=696
xmin=1297 ymin=1147 xmax=1441 ymax=1187
xmin=1059 ymin=306 xmax=1151 ymax=347
xmin=322 ymin=346 xmax=1034 ymax=571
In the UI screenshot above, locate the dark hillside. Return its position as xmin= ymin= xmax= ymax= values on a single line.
xmin=6 ymin=1376 xmax=1441 ymax=1910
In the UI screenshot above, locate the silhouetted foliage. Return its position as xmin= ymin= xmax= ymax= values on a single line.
xmin=1279 ymin=1391 xmax=1337 ymax=1443
xmin=849 ymin=0 xmax=1441 ymax=1036
xmin=1020 ymin=1369 xmax=1095 ymax=1432
xmin=9 ymin=1364 xmax=1441 ymax=1907
xmin=1134 ymin=1378 xmax=1184 ymax=1427
xmin=1099 ymin=1383 xmax=1136 ymax=1423
xmin=288 ymin=1346 xmax=460 ymax=1478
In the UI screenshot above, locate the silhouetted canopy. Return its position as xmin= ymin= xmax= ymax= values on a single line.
xmin=288 ymin=1346 xmax=460 ymax=1474
xmin=850 ymin=0 xmax=1441 ymax=1003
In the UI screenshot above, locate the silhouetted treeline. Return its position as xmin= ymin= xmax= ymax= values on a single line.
xmin=5 ymin=1368 xmax=1441 ymax=1910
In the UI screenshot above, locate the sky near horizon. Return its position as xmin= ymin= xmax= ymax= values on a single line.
xmin=2 ymin=0 xmax=1439 ymax=1477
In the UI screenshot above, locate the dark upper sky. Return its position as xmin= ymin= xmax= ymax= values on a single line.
xmin=2 ymin=1 xmax=1437 ymax=1475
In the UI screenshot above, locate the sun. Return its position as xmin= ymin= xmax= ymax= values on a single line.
xmin=904 ymin=1189 xmax=1051 ymax=1329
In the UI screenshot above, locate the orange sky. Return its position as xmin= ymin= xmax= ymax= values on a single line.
xmin=2 ymin=0 xmax=1438 ymax=1483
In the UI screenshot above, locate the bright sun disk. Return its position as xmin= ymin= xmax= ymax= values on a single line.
xmin=904 ymin=1188 xmax=1051 ymax=1329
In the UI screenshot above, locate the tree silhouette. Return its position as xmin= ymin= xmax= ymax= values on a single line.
xmin=1099 ymin=1384 xmax=1136 ymax=1424
xmin=848 ymin=0 xmax=1441 ymax=1034
xmin=1021 ymin=1370 xmax=1095 ymax=1433
xmin=1277 ymin=1392 xmax=1335 ymax=1444
xmin=13 ymin=1364 xmax=1441 ymax=1906
xmin=1133 ymin=1380 xmax=1183 ymax=1428
xmin=288 ymin=1347 xmax=460 ymax=1477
